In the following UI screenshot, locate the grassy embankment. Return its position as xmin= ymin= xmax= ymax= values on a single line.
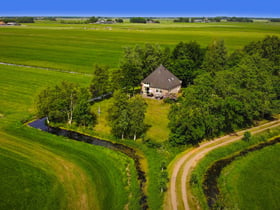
xmin=190 ymin=127 xmax=280 ymax=210
xmin=0 ymin=22 xmax=279 ymax=73
xmin=219 ymin=140 xmax=280 ymax=210
xmin=0 ymin=65 xmax=140 ymax=210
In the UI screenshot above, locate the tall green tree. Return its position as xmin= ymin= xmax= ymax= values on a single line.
xmin=90 ymin=65 xmax=110 ymax=98
xmin=36 ymin=81 xmax=79 ymax=124
xmin=202 ymin=40 xmax=227 ymax=74
xmin=128 ymin=95 xmax=147 ymax=140
xmin=36 ymin=82 xmax=96 ymax=126
xmin=73 ymin=88 xmax=97 ymax=127
xmin=107 ymin=91 xmax=148 ymax=140
xmin=169 ymin=41 xmax=204 ymax=86
xmin=107 ymin=90 xmax=130 ymax=139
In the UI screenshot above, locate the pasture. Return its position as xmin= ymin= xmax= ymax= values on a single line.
xmin=1 ymin=21 xmax=280 ymax=210
xmin=190 ymin=129 xmax=280 ymax=210
xmin=0 ymin=65 xmax=140 ymax=210
xmin=0 ymin=22 xmax=279 ymax=73
xmin=219 ymin=140 xmax=280 ymax=210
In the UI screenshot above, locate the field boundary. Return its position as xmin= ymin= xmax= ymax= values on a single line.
xmin=0 ymin=62 xmax=91 ymax=76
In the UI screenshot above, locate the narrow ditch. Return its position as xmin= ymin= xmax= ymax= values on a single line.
xmin=28 ymin=118 xmax=148 ymax=210
xmin=203 ymin=137 xmax=280 ymax=209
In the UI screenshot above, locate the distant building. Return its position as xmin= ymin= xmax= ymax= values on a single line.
xmin=96 ymin=19 xmax=116 ymax=24
xmin=141 ymin=65 xmax=182 ymax=99
xmin=7 ymin=22 xmax=20 ymax=26
xmin=0 ymin=21 xmax=5 ymax=25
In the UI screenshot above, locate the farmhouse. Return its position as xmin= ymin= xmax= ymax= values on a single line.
xmin=141 ymin=65 xmax=182 ymax=99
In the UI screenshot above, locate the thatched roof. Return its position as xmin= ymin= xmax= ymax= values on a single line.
xmin=142 ymin=65 xmax=181 ymax=90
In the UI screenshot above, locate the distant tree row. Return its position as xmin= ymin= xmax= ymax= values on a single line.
xmin=173 ymin=17 xmax=255 ymax=23
xmin=130 ymin=17 xmax=147 ymax=23
xmin=0 ymin=17 xmax=34 ymax=23
xmin=169 ymin=36 xmax=280 ymax=145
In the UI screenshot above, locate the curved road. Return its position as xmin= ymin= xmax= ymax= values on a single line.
xmin=166 ymin=119 xmax=280 ymax=210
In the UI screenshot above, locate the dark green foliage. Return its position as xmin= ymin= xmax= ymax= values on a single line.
xmin=169 ymin=37 xmax=279 ymax=145
xmin=88 ymin=16 xmax=98 ymax=23
xmin=227 ymin=49 xmax=245 ymax=68
xmin=169 ymin=41 xmax=204 ymax=86
xmin=243 ymin=35 xmax=280 ymax=75
xmin=36 ymin=81 xmax=79 ymax=124
xmin=0 ymin=17 xmax=34 ymax=23
xmin=117 ymin=44 xmax=170 ymax=93
xmin=107 ymin=91 xmax=147 ymax=140
xmin=73 ymin=88 xmax=97 ymax=127
xmin=128 ymin=95 xmax=148 ymax=140
xmin=36 ymin=81 xmax=96 ymax=126
xmin=202 ymin=40 xmax=227 ymax=74
xmin=130 ymin=17 xmax=147 ymax=23
xmin=242 ymin=131 xmax=251 ymax=142
xmin=90 ymin=65 xmax=110 ymax=97
xmin=115 ymin=18 xmax=124 ymax=23
xmin=173 ymin=17 xmax=190 ymax=22
xmin=119 ymin=47 xmax=143 ymax=94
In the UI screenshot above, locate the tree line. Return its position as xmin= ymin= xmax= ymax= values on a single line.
xmin=169 ymin=36 xmax=280 ymax=145
xmin=0 ymin=17 xmax=34 ymax=23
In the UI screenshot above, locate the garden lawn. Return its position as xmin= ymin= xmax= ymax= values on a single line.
xmin=91 ymin=97 xmax=171 ymax=142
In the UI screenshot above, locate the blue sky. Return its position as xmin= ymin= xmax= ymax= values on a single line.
xmin=1 ymin=0 xmax=279 ymax=17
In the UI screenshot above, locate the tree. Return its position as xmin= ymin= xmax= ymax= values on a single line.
xmin=202 ymin=40 xmax=227 ymax=74
xmin=73 ymin=88 xmax=97 ymax=127
xmin=128 ymin=95 xmax=147 ymax=140
xmin=119 ymin=47 xmax=142 ymax=94
xmin=107 ymin=92 xmax=147 ymax=140
xmin=36 ymin=82 xmax=96 ymax=127
xmin=130 ymin=17 xmax=146 ymax=23
xmin=242 ymin=131 xmax=251 ymax=142
xmin=107 ymin=90 xmax=130 ymax=139
xmin=36 ymin=81 xmax=79 ymax=124
xmin=90 ymin=65 xmax=110 ymax=98
xmin=88 ymin=16 xmax=98 ymax=23
xmin=169 ymin=41 xmax=204 ymax=86
xmin=115 ymin=18 xmax=124 ymax=23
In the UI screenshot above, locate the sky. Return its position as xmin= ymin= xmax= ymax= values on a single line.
xmin=1 ymin=0 xmax=279 ymax=17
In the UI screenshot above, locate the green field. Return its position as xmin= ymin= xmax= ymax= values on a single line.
xmin=0 ymin=65 xmax=140 ymax=210
xmin=1 ymin=21 xmax=280 ymax=210
xmin=219 ymin=141 xmax=280 ymax=210
xmin=0 ymin=22 xmax=279 ymax=73
xmin=190 ymin=129 xmax=280 ymax=210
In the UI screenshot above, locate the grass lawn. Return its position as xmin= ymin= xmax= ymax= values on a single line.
xmin=0 ymin=22 xmax=279 ymax=73
xmin=91 ymin=97 xmax=171 ymax=142
xmin=219 ymin=141 xmax=280 ymax=210
xmin=0 ymin=64 xmax=140 ymax=210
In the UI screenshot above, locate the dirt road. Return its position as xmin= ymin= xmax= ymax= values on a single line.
xmin=166 ymin=120 xmax=280 ymax=210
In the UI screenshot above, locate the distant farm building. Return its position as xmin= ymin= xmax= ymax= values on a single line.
xmin=7 ymin=22 xmax=20 ymax=26
xmin=141 ymin=65 xmax=182 ymax=99
xmin=0 ymin=21 xmax=5 ymax=25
